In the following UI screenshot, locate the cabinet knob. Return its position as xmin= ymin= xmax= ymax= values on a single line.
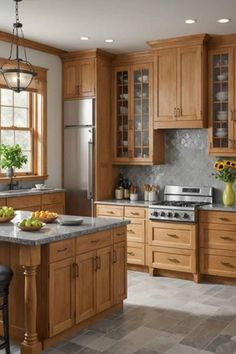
xmin=230 ymin=109 xmax=235 ymax=121
xmin=174 ymin=108 xmax=177 ymax=117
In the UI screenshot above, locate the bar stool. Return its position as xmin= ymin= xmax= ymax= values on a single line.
xmin=0 ymin=265 xmax=13 ymax=354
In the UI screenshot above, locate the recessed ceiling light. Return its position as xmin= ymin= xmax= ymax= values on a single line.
xmin=217 ymin=18 xmax=231 ymax=24
xmin=105 ymin=39 xmax=114 ymax=43
xmin=185 ymin=19 xmax=197 ymax=24
xmin=80 ymin=36 xmax=89 ymax=41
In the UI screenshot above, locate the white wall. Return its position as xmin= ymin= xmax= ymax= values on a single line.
xmin=0 ymin=41 xmax=62 ymax=187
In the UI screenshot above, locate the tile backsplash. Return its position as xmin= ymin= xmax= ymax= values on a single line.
xmin=121 ymin=129 xmax=230 ymax=203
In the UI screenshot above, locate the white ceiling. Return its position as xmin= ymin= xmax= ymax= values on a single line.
xmin=0 ymin=0 xmax=236 ymax=54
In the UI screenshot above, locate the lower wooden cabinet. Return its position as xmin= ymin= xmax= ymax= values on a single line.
xmin=199 ymin=210 xmax=236 ymax=279
xmin=127 ymin=241 xmax=145 ymax=265
xmin=49 ymin=257 xmax=75 ymax=336
xmin=48 ymin=227 xmax=127 ymax=337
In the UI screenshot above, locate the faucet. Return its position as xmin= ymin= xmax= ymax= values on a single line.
xmin=8 ymin=176 xmax=19 ymax=190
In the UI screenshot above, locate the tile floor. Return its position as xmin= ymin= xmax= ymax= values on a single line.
xmin=7 ymin=271 xmax=236 ymax=354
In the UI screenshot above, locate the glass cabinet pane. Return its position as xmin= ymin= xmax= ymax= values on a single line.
xmin=116 ymin=71 xmax=129 ymax=157
xmin=212 ymin=53 xmax=229 ymax=149
xmin=133 ymin=68 xmax=150 ymax=158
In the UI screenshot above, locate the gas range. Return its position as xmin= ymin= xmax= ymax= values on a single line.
xmin=149 ymin=185 xmax=213 ymax=223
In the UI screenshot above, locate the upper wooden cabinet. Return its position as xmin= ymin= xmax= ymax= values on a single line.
xmin=112 ymin=61 xmax=164 ymax=165
xmin=208 ymin=46 xmax=236 ymax=156
xmin=149 ymin=34 xmax=208 ymax=129
xmin=63 ymin=58 xmax=95 ymax=99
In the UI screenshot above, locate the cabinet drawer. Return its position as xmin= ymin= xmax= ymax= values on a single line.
xmin=148 ymin=222 xmax=196 ymax=249
xmin=42 ymin=192 xmax=64 ymax=206
xmin=96 ymin=204 xmax=123 ymax=217
xmin=199 ymin=211 xmax=236 ymax=225
xmin=114 ymin=226 xmax=127 ymax=243
xmin=42 ymin=203 xmax=65 ymax=214
xmin=200 ymin=223 xmax=236 ymax=250
xmin=127 ymin=242 xmax=145 ymax=265
xmin=200 ymin=248 xmax=236 ymax=278
xmin=7 ymin=195 xmax=41 ymax=209
xmin=49 ymin=239 xmax=74 ymax=263
xmin=125 ymin=206 xmax=146 ymax=219
xmin=76 ymin=230 xmax=112 ymax=254
xmin=0 ymin=198 xmax=6 ymax=206
xmin=126 ymin=219 xmax=145 ymax=243
xmin=149 ymin=246 xmax=196 ymax=273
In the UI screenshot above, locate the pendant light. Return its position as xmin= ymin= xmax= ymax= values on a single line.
xmin=0 ymin=0 xmax=37 ymax=93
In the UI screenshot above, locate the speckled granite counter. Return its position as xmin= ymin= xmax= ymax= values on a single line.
xmin=0 ymin=211 xmax=129 ymax=246
xmin=95 ymin=199 xmax=156 ymax=207
xmin=0 ymin=187 xmax=65 ymax=198
xmin=199 ymin=203 xmax=236 ymax=212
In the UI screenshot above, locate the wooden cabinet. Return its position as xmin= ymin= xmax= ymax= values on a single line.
xmin=48 ymin=226 xmax=127 ymax=336
xmin=148 ymin=221 xmax=197 ymax=278
xmin=6 ymin=191 xmax=65 ymax=214
xmin=49 ymin=257 xmax=75 ymax=336
xmin=63 ymin=58 xmax=95 ymax=99
xmin=199 ymin=210 xmax=236 ymax=278
xmin=208 ymin=48 xmax=236 ymax=155
xmin=149 ymin=34 xmax=207 ymax=129
xmin=112 ymin=63 xmax=164 ymax=165
xmin=96 ymin=203 xmax=148 ymax=267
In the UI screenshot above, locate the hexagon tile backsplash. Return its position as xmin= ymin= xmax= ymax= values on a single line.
xmin=121 ymin=129 xmax=228 ymax=203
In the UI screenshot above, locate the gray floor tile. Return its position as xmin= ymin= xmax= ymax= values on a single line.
xmin=57 ymin=341 xmax=84 ymax=354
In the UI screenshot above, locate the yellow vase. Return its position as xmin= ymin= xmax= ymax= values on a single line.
xmin=223 ymin=182 xmax=235 ymax=206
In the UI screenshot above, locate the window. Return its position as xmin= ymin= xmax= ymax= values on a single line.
xmin=0 ymin=88 xmax=33 ymax=174
xmin=0 ymin=59 xmax=47 ymax=180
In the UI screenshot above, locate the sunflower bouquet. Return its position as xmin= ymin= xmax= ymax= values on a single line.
xmin=213 ymin=160 xmax=236 ymax=183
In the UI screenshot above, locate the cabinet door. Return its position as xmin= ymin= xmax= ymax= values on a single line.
xmin=96 ymin=246 xmax=114 ymax=313
xmin=208 ymin=48 xmax=235 ymax=155
xmin=75 ymin=251 xmax=96 ymax=323
xmin=177 ymin=46 xmax=202 ymax=122
xmin=114 ymin=241 xmax=127 ymax=304
xmin=132 ymin=65 xmax=153 ymax=161
xmin=155 ymin=49 xmax=177 ymax=123
xmin=42 ymin=203 xmax=65 ymax=214
xmin=49 ymin=258 xmax=75 ymax=336
xmin=113 ymin=67 xmax=131 ymax=162
xmin=78 ymin=58 xmax=95 ymax=98
xmin=64 ymin=61 xmax=79 ymax=99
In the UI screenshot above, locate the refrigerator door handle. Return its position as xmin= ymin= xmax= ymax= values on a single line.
xmin=87 ymin=141 xmax=94 ymax=199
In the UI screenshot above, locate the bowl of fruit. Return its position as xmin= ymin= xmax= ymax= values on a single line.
xmin=31 ymin=210 xmax=58 ymax=223
xmin=17 ymin=217 xmax=45 ymax=231
xmin=0 ymin=206 xmax=15 ymax=223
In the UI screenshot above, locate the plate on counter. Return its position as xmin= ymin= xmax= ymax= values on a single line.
xmin=57 ymin=217 xmax=83 ymax=226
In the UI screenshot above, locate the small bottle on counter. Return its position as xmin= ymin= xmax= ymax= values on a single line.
xmin=115 ymin=174 xmax=124 ymax=200
xmin=123 ymin=178 xmax=130 ymax=200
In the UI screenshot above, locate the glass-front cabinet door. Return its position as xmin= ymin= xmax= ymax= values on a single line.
xmin=209 ymin=49 xmax=235 ymax=155
xmin=113 ymin=64 xmax=154 ymax=164
xmin=132 ymin=66 xmax=151 ymax=160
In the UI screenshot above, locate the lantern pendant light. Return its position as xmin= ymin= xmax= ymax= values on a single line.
xmin=0 ymin=0 xmax=37 ymax=93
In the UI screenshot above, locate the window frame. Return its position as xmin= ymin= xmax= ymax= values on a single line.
xmin=0 ymin=57 xmax=48 ymax=182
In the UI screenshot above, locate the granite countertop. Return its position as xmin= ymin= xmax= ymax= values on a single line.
xmin=0 ymin=188 xmax=66 ymax=198
xmin=199 ymin=203 xmax=236 ymax=212
xmin=0 ymin=211 xmax=129 ymax=246
xmin=95 ymin=199 xmax=156 ymax=207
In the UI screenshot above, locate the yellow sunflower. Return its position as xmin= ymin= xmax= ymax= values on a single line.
xmin=224 ymin=160 xmax=231 ymax=167
xmin=230 ymin=161 xmax=236 ymax=168
xmin=214 ymin=160 xmax=225 ymax=171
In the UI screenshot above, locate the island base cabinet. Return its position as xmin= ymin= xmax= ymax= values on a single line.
xmin=114 ymin=241 xmax=127 ymax=304
xmin=49 ymin=258 xmax=75 ymax=337
xmin=75 ymin=251 xmax=97 ymax=323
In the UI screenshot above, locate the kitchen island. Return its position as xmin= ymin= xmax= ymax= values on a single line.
xmin=0 ymin=212 xmax=129 ymax=354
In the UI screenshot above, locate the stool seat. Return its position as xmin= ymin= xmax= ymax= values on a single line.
xmin=0 ymin=265 xmax=13 ymax=354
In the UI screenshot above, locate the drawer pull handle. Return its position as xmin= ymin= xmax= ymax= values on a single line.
xmin=116 ymin=232 xmax=125 ymax=236
xmin=168 ymin=258 xmax=180 ymax=263
xmin=128 ymin=229 xmax=135 ymax=234
xmin=221 ymin=261 xmax=235 ymax=268
xmin=128 ymin=251 xmax=135 ymax=256
xmin=167 ymin=233 xmax=178 ymax=238
xmin=113 ymin=250 xmax=117 ymax=263
xmin=131 ymin=212 xmax=139 ymax=216
xmin=93 ymin=257 xmax=98 ymax=271
xmin=220 ymin=236 xmax=233 ymax=241
xmin=73 ymin=263 xmax=79 ymax=278
xmin=219 ymin=217 xmax=230 ymax=222
xmin=107 ymin=211 xmax=114 ymax=214
xmin=90 ymin=239 xmax=99 ymax=243
xmin=57 ymin=247 xmax=67 ymax=253
xmin=97 ymin=256 xmax=101 ymax=270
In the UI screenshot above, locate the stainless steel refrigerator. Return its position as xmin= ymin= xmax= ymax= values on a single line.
xmin=64 ymin=99 xmax=95 ymax=216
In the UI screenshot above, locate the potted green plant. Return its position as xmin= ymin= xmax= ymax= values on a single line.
xmin=0 ymin=144 xmax=28 ymax=178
